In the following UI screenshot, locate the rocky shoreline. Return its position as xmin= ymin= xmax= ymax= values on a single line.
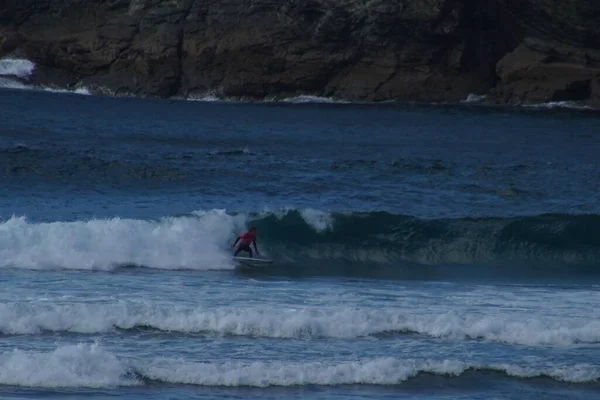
xmin=1 ymin=0 xmax=599 ymax=107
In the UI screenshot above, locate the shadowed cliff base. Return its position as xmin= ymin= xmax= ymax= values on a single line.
xmin=0 ymin=0 xmax=599 ymax=107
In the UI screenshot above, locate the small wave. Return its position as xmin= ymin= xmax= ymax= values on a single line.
xmin=1 ymin=302 xmax=598 ymax=347
xmin=137 ymin=358 xmax=600 ymax=387
xmin=0 ymin=344 xmax=137 ymax=388
xmin=2 ymin=344 xmax=597 ymax=388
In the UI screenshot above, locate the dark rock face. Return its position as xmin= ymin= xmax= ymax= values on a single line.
xmin=493 ymin=0 xmax=600 ymax=106
xmin=0 ymin=0 xmax=599 ymax=105
xmin=495 ymin=38 xmax=600 ymax=105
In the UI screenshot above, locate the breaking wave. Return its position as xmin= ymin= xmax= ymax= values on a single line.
xmin=249 ymin=210 xmax=600 ymax=280
xmin=0 ymin=210 xmax=245 ymax=271
xmin=0 ymin=301 xmax=598 ymax=347
xmin=0 ymin=209 xmax=599 ymax=280
xmin=0 ymin=344 xmax=597 ymax=388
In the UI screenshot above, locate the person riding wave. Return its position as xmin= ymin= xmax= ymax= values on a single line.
xmin=232 ymin=227 xmax=259 ymax=258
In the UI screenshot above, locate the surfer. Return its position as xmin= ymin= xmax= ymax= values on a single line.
xmin=232 ymin=227 xmax=259 ymax=258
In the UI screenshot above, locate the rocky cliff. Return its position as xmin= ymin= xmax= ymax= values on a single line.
xmin=1 ymin=0 xmax=599 ymax=106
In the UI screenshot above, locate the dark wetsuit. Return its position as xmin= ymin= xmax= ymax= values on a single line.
xmin=234 ymin=231 xmax=257 ymax=257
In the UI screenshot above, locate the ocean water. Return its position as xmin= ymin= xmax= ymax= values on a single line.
xmin=0 ymin=85 xmax=600 ymax=400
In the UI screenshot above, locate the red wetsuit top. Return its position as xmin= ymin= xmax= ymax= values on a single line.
xmin=239 ymin=231 xmax=256 ymax=246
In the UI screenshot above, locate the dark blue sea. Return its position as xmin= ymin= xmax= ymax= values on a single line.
xmin=1 ymin=85 xmax=600 ymax=400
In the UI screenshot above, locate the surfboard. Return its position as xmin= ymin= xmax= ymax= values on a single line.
xmin=233 ymin=257 xmax=273 ymax=268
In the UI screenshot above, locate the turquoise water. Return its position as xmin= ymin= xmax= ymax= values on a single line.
xmin=0 ymin=88 xmax=599 ymax=399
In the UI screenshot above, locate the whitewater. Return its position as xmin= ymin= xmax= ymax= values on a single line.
xmin=0 ymin=84 xmax=599 ymax=399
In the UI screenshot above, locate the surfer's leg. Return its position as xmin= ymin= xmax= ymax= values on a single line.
xmin=234 ymin=245 xmax=244 ymax=256
xmin=234 ymin=245 xmax=252 ymax=257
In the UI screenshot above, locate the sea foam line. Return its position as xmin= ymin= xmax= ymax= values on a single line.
xmin=1 ymin=302 xmax=598 ymax=347
xmin=522 ymin=101 xmax=594 ymax=110
xmin=0 ymin=344 xmax=597 ymax=388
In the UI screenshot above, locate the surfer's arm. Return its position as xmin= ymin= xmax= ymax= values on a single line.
xmin=231 ymin=236 xmax=240 ymax=247
xmin=252 ymin=240 xmax=259 ymax=253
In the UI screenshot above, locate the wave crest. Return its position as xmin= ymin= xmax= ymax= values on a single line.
xmin=0 ymin=344 xmax=597 ymax=388
xmin=249 ymin=210 xmax=600 ymax=279
xmin=1 ymin=302 xmax=598 ymax=347
xmin=1 ymin=209 xmax=599 ymax=279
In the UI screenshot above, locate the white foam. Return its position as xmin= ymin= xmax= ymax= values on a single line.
xmin=42 ymin=86 xmax=92 ymax=96
xmin=0 ymin=211 xmax=246 ymax=270
xmin=1 ymin=302 xmax=598 ymax=347
xmin=462 ymin=93 xmax=487 ymax=103
xmin=184 ymin=89 xmax=233 ymax=103
xmin=139 ymin=357 xmax=466 ymax=386
xmin=404 ymin=311 xmax=600 ymax=347
xmin=0 ymin=344 xmax=597 ymax=388
xmin=299 ymin=209 xmax=334 ymax=232
xmin=184 ymin=93 xmax=349 ymax=104
xmin=264 ymin=208 xmax=334 ymax=232
xmin=0 ymin=58 xmax=35 ymax=79
xmin=279 ymin=95 xmax=348 ymax=104
xmin=499 ymin=363 xmax=600 ymax=383
xmin=187 ymin=93 xmax=222 ymax=102
xmin=138 ymin=357 xmax=600 ymax=386
xmin=0 ymin=344 xmax=137 ymax=388
xmin=0 ymin=58 xmax=94 ymax=96
xmin=523 ymin=101 xmax=593 ymax=110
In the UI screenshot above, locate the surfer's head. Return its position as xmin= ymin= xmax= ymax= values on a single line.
xmin=250 ymin=226 xmax=257 ymax=232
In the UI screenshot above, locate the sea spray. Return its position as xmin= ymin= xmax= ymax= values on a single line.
xmin=0 ymin=59 xmax=35 ymax=79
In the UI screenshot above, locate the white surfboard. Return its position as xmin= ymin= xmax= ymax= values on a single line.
xmin=233 ymin=257 xmax=273 ymax=268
